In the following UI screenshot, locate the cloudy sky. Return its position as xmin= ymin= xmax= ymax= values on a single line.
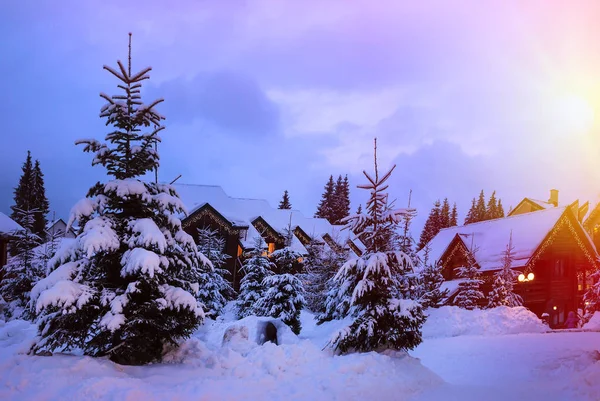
xmin=2 ymin=0 xmax=600 ymax=236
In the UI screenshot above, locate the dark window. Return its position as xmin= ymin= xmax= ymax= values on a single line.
xmin=553 ymin=259 xmax=566 ymax=278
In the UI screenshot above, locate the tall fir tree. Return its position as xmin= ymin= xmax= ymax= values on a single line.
xmin=474 ymin=190 xmax=487 ymax=222
xmin=497 ymin=199 xmax=505 ymax=218
xmin=315 ymin=175 xmax=336 ymax=223
xmin=236 ymin=239 xmax=275 ymax=318
xmin=10 ymin=152 xmax=34 ymax=253
xmin=455 ymin=246 xmax=484 ymax=310
xmin=440 ymin=198 xmax=451 ymax=229
xmin=487 ymin=234 xmax=523 ymax=308
xmin=30 ymin=35 xmax=206 ymax=365
xmin=196 ymin=227 xmax=235 ymax=318
xmin=450 ymin=202 xmax=458 ymax=226
xmin=418 ymin=200 xmax=442 ymax=250
xmin=327 ymin=139 xmax=425 ymax=354
xmin=333 ymin=174 xmax=351 ymax=224
xmin=278 ymin=190 xmax=292 ymax=210
xmin=486 ymin=191 xmax=498 ymax=220
xmin=31 ymin=160 xmax=50 ymax=238
xmin=464 ymin=198 xmax=477 ymax=225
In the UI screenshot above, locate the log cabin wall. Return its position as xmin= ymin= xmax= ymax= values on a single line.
xmin=517 ymin=223 xmax=594 ymax=328
xmin=182 ymin=213 xmax=244 ymax=291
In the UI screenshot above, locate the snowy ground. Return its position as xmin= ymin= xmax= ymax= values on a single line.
xmin=0 ymin=307 xmax=599 ymax=400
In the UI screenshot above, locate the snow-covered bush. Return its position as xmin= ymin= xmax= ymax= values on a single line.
xmin=236 ymin=240 xmax=274 ymax=319
xmin=417 ymin=263 xmax=448 ymax=309
xmin=302 ymin=239 xmax=347 ymax=315
xmin=0 ymin=209 xmax=43 ymax=321
xmin=196 ymin=227 xmax=235 ymax=318
xmin=454 ymin=254 xmax=484 ymax=310
xmin=30 ymin=42 xmax=206 ymax=365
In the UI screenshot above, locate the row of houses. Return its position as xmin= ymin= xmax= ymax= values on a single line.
xmin=174 ymin=183 xmax=362 ymax=290
xmin=1 ymin=186 xmax=599 ymax=329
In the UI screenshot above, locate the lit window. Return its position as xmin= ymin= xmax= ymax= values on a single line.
xmin=268 ymin=242 xmax=275 ymax=254
xmin=237 ymin=245 xmax=243 ymax=257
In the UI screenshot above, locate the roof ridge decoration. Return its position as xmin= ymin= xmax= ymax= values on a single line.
xmin=527 ymin=208 xmax=598 ymax=270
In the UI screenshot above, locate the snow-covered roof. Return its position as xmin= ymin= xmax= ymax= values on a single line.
xmin=0 ymin=212 xmax=23 ymax=235
xmin=527 ymin=198 xmax=556 ymax=209
xmin=419 ymin=207 xmax=569 ymax=272
xmin=174 ymin=183 xmax=350 ymax=253
xmin=46 ymin=218 xmax=67 ymax=229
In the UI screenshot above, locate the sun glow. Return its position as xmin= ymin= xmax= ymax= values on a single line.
xmin=556 ymin=94 xmax=595 ymax=134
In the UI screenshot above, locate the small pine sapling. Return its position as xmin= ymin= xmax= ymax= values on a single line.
xmin=488 ymin=233 xmax=523 ymax=308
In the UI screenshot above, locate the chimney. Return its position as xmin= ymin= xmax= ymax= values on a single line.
xmin=549 ymin=189 xmax=559 ymax=207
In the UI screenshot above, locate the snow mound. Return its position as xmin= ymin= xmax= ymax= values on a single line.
xmin=583 ymin=312 xmax=600 ymax=330
xmin=423 ymin=306 xmax=547 ymax=338
xmin=200 ymin=315 xmax=300 ymax=351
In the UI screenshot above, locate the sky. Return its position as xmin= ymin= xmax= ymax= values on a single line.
xmin=2 ymin=0 xmax=600 ymax=237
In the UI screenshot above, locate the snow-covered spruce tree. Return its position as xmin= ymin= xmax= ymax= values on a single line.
xmin=255 ymin=245 xmax=306 ymax=333
xmin=236 ymin=238 xmax=275 ymax=318
xmin=255 ymin=272 xmax=305 ymax=334
xmin=302 ymin=239 xmax=347 ymax=314
xmin=196 ymin=227 xmax=235 ymax=319
xmin=271 ymin=246 xmax=303 ymax=274
xmin=454 ymin=247 xmax=484 ymax=310
xmin=417 ymin=246 xmax=448 ymax=309
xmin=0 ymin=208 xmax=43 ymax=320
xmin=328 ymin=139 xmax=425 ymax=354
xmin=30 ymin=36 xmax=206 ymax=365
xmin=487 ymin=234 xmax=522 ymax=308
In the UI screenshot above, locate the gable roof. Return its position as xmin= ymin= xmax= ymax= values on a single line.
xmin=507 ymin=197 xmax=555 ymax=217
xmin=419 ymin=207 xmax=569 ymax=271
xmin=0 ymin=212 xmax=23 ymax=235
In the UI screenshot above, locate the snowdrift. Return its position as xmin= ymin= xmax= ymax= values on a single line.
xmin=0 ymin=312 xmax=443 ymax=400
xmin=583 ymin=312 xmax=600 ymax=330
xmin=423 ymin=306 xmax=548 ymax=338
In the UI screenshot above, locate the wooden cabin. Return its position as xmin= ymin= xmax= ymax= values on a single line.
xmin=175 ymin=184 xmax=355 ymax=290
xmin=421 ymin=206 xmax=598 ymax=328
xmin=0 ymin=212 xmax=23 ymax=279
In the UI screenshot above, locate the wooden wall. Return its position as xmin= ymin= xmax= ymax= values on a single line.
xmin=182 ymin=214 xmax=244 ymax=291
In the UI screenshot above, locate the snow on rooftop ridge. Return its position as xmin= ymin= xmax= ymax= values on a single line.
xmin=528 ymin=198 xmax=556 ymax=209
xmin=0 ymin=212 xmax=23 ymax=234
xmin=419 ymin=206 xmax=569 ymax=271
